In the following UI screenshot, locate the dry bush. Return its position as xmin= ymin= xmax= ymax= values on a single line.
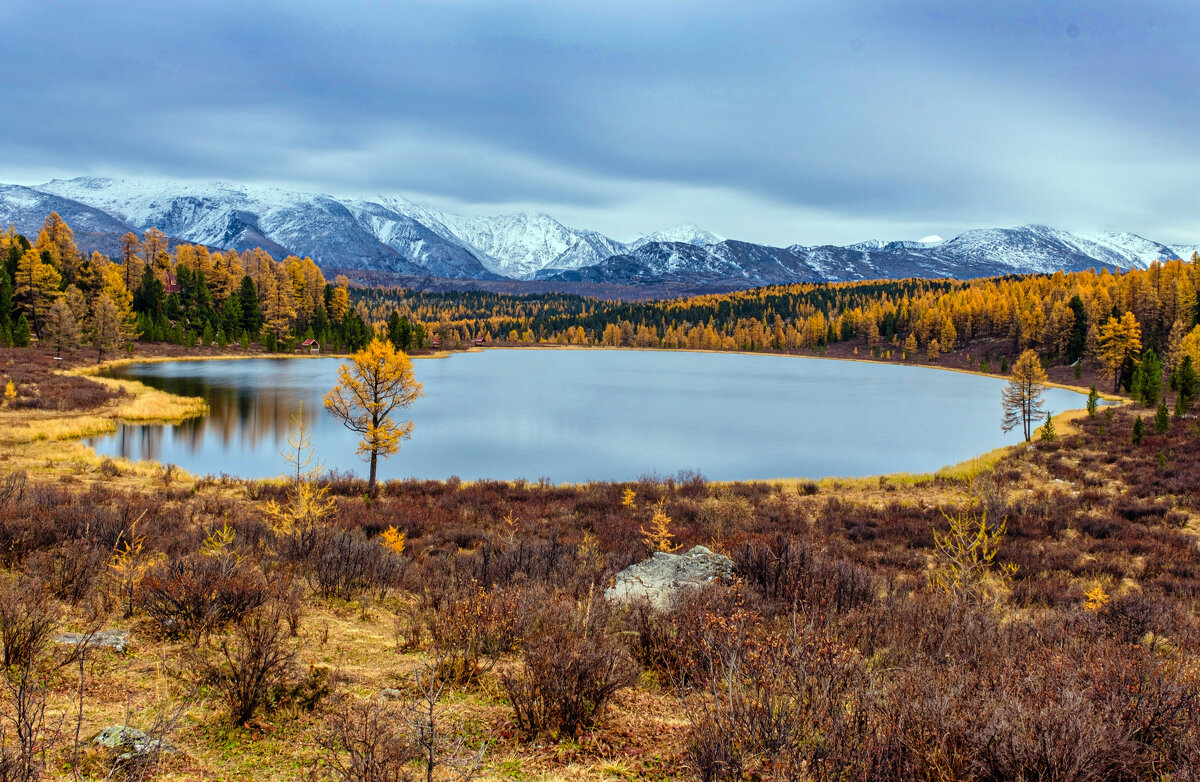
xmin=198 ymin=605 xmax=305 ymax=725
xmin=0 ymin=577 xmax=60 ymax=669
xmin=0 ymin=658 xmax=65 ymax=782
xmin=425 ymin=583 xmax=524 ymax=685
xmin=318 ymin=697 xmax=419 ymax=782
xmin=139 ymin=556 xmax=269 ymax=642
xmin=21 ymin=540 xmax=108 ymax=606
xmin=626 ymin=582 xmax=761 ymax=685
xmin=685 ymin=622 xmax=895 ymax=782
xmin=288 ymin=527 xmax=408 ymax=600
xmin=734 ymin=536 xmax=877 ymax=617
xmin=501 ymin=596 xmax=638 ymax=740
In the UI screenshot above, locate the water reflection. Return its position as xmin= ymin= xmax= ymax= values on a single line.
xmin=88 ymin=351 xmax=1094 ymax=483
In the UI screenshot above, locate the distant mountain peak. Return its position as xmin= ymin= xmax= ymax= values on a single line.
xmin=1 ymin=176 xmax=1195 ymax=291
xmin=630 ymin=223 xmax=724 ymax=250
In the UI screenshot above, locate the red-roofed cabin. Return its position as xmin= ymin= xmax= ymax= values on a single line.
xmin=164 ymin=272 xmax=181 ymax=295
xmin=474 ymin=336 xmax=485 ymax=346
xmin=431 ymin=337 xmax=440 ymax=348
xmin=301 ymin=338 xmax=320 ymax=354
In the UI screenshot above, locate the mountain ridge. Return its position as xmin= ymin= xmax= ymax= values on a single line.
xmin=0 ymin=177 xmax=1192 ymax=291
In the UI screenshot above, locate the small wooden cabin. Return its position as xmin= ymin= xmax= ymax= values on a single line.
xmin=301 ymin=338 xmax=320 ymax=354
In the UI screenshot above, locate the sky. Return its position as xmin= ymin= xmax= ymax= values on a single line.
xmin=1 ymin=0 xmax=1197 ymax=246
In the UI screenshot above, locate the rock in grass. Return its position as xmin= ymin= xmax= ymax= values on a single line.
xmin=605 ymin=545 xmax=733 ymax=610
xmin=55 ymin=629 xmax=130 ymax=654
xmin=92 ymin=725 xmax=175 ymax=759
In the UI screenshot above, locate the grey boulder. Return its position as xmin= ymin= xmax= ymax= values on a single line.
xmin=605 ymin=545 xmax=733 ymax=610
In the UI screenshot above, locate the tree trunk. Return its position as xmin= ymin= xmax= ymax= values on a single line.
xmin=368 ymin=450 xmax=378 ymax=493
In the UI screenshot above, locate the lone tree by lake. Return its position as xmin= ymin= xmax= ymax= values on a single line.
xmin=323 ymin=338 xmax=423 ymax=491
xmin=1001 ymin=349 xmax=1048 ymax=442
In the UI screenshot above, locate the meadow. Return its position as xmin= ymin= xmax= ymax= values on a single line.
xmin=1 ymin=344 xmax=1198 ymax=781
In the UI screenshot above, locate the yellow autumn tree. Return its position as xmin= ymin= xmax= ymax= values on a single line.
xmin=323 ymin=338 xmax=424 ymax=491
xmin=264 ymin=402 xmax=334 ymax=534
xmin=1097 ymin=312 xmax=1143 ymax=393
xmin=640 ymin=500 xmax=681 ymax=553
xmin=14 ymin=247 xmax=63 ymax=338
xmin=1001 ymin=349 xmax=1048 ymax=442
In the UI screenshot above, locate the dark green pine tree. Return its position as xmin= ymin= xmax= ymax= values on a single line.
xmin=132 ymin=264 xmax=165 ymax=316
xmin=238 ymin=275 xmax=262 ymax=335
xmin=1065 ymin=295 xmax=1088 ymax=362
xmin=341 ymin=308 xmax=371 ymax=352
xmin=1132 ymin=415 xmax=1146 ymax=445
xmin=1172 ymin=355 xmax=1198 ymax=415
xmin=0 ymin=267 xmax=14 ymax=333
xmin=12 ymin=314 xmax=30 ymax=347
xmin=1155 ymin=398 xmax=1171 ymax=434
xmin=1136 ymin=349 xmax=1163 ymax=407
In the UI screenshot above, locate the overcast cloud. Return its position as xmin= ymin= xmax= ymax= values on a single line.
xmin=2 ymin=0 xmax=1196 ymax=245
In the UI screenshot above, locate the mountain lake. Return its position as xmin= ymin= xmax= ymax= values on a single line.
xmin=87 ymin=349 xmax=1094 ymax=483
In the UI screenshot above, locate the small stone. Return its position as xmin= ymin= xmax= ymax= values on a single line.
xmin=378 ymin=688 xmax=406 ymax=701
xmin=55 ymin=629 xmax=130 ymax=654
xmin=605 ymin=545 xmax=734 ymax=610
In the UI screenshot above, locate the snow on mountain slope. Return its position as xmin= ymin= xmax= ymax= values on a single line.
xmin=38 ymin=178 xmax=495 ymax=278
xmin=629 ymin=223 xmax=723 ymax=250
xmin=0 ymin=183 xmax=136 ymax=238
xmin=432 ymin=211 xmax=627 ymax=279
xmin=9 ymin=177 xmax=1198 ymax=289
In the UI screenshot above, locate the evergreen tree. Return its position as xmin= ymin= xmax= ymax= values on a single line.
xmin=1172 ymin=355 xmax=1198 ymax=413
xmin=238 ymin=275 xmax=262 ymax=334
xmin=12 ymin=314 xmax=30 ymax=347
xmin=0 ymin=267 xmax=13 ymax=331
xmin=1155 ymin=398 xmax=1171 ymax=434
xmin=1132 ymin=416 xmax=1146 ymax=445
xmin=133 ymin=264 xmax=165 ymax=316
xmin=1086 ymin=385 xmax=1099 ymax=417
xmin=1039 ymin=411 xmax=1056 ymax=442
xmin=1135 ymin=349 xmax=1163 ymax=406
xmin=1066 ymin=295 xmax=1088 ymax=362
xmin=341 ymin=309 xmax=371 ymax=352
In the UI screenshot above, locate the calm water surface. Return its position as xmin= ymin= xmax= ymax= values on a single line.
xmin=88 ymin=350 xmax=1091 ymax=483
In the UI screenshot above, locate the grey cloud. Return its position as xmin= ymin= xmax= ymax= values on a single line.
xmin=1 ymin=0 xmax=1197 ymax=245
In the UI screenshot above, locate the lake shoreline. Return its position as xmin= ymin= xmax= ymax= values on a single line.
xmin=78 ymin=347 xmax=1108 ymax=488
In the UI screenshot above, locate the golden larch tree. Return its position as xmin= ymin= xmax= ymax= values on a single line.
xmin=14 ymin=247 xmax=63 ymax=338
xmin=1001 ymin=348 xmax=1048 ymax=442
xmin=1097 ymin=312 xmax=1142 ymax=393
xmin=323 ymin=338 xmax=424 ymax=491
xmin=90 ymin=292 xmax=136 ymax=363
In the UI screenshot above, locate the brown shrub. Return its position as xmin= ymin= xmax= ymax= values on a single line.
xmin=501 ymin=596 xmax=638 ymax=739
xmin=197 ymin=605 xmax=300 ymax=725
xmin=0 ymin=577 xmax=60 ymax=669
xmin=139 ymin=557 xmax=269 ymax=642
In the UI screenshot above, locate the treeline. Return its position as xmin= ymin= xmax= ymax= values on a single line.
xmin=361 ymin=259 xmax=1200 ymax=389
xmin=0 ymin=214 xmax=420 ymax=359
xmin=7 ymin=211 xmax=1200 ymax=393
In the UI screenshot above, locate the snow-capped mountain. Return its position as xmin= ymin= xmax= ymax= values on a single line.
xmin=37 ymin=177 xmax=493 ymax=278
xmin=629 ymin=223 xmax=724 ymax=251
xmin=542 ymin=225 xmax=1190 ymax=287
xmin=428 ymin=210 xmax=627 ymax=279
xmin=0 ymin=176 xmax=1193 ymax=291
